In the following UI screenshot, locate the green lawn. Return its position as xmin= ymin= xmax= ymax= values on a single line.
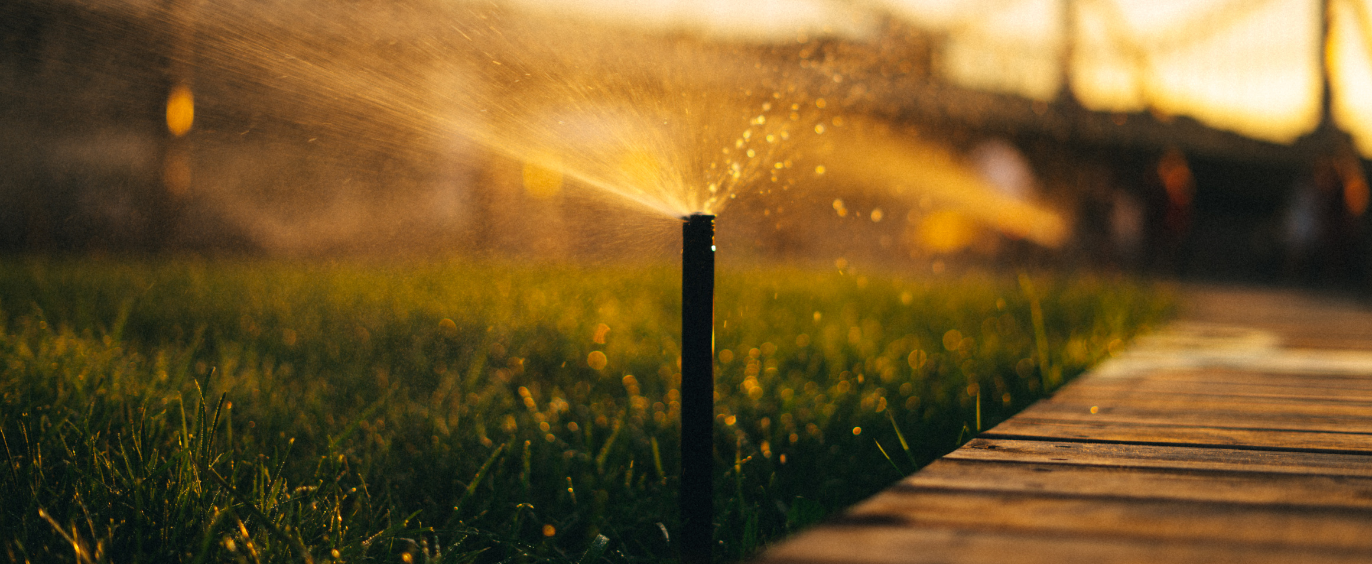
xmin=0 ymin=258 xmax=1172 ymax=562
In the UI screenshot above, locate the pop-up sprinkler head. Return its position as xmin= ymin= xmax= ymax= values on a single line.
xmin=680 ymin=213 xmax=715 ymax=564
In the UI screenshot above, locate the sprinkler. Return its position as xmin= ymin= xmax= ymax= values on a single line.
xmin=680 ymin=213 xmax=715 ymax=564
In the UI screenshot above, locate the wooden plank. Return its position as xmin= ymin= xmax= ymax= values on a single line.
xmin=1049 ymin=374 xmax=1372 ymax=400
xmin=1049 ymin=389 xmax=1372 ymax=410
xmin=1015 ymin=401 xmax=1372 ymax=434
xmin=1051 ymin=373 xmax=1372 ymax=398
xmin=1277 ymin=336 xmax=1372 ymax=350
xmin=760 ymin=525 xmax=1372 ymax=564
xmin=831 ymin=488 xmax=1372 ymax=550
xmin=984 ymin=417 xmax=1372 ymax=454
xmin=905 ymin=457 xmax=1372 ymax=508
xmin=1036 ymin=392 xmax=1372 ymax=417
xmin=1132 ymin=369 xmax=1372 ymax=390
xmin=1178 ymin=287 xmax=1372 ymax=347
xmin=948 ymin=438 xmax=1372 ymax=477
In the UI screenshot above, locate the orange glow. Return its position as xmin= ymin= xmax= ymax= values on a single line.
xmin=1157 ymin=148 xmax=1194 ymax=207
xmin=521 ymin=162 xmax=563 ymax=199
xmin=912 ymin=210 xmax=979 ymax=253
xmin=166 ymin=84 xmax=194 ymax=137
xmin=587 ymin=350 xmax=608 ymax=370
xmin=933 ymin=0 xmax=1322 ymax=143
xmin=1338 ymin=154 xmax=1369 ymax=216
xmin=617 ymin=150 xmax=666 ymax=192
xmin=816 ymin=121 xmax=1068 ymax=248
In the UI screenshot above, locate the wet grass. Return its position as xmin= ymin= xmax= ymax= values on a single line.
xmin=0 ymin=257 xmax=1173 ymax=563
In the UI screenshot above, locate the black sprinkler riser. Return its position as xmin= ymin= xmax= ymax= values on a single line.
xmin=680 ymin=213 xmax=714 ymax=564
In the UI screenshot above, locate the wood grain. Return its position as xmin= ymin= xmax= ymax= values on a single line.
xmin=761 ymin=524 xmax=1372 ymax=564
xmin=984 ymin=417 xmax=1372 ymax=453
xmin=753 ymin=287 xmax=1372 ymax=564
xmin=905 ymin=458 xmax=1372 ymax=508
xmin=949 ymin=438 xmax=1372 ymax=477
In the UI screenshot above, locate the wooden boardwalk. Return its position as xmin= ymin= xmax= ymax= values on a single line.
xmin=756 ymin=286 xmax=1372 ymax=564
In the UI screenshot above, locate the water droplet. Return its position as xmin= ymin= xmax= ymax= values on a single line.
xmin=815 ymin=98 xmax=827 ymax=109
xmin=814 ymin=124 xmax=825 ymax=134
xmin=765 ymin=134 xmax=775 ymax=143
xmin=774 ymin=162 xmax=784 ymax=169
xmin=743 ymin=129 xmax=752 ymax=139
xmin=780 ymin=130 xmax=790 ymax=140
xmin=708 ymin=183 xmax=718 ymax=193
xmin=815 ymin=165 xmax=827 ymax=175
xmin=762 ymin=102 xmax=773 ymax=111
xmin=746 ymin=149 xmax=756 ymax=158
xmin=755 ymin=115 xmax=766 ymax=124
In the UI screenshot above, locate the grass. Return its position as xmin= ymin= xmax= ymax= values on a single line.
xmin=0 ymin=257 xmax=1173 ymax=563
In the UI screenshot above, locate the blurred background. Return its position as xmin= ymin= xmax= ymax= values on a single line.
xmin=2 ymin=0 xmax=1370 ymax=289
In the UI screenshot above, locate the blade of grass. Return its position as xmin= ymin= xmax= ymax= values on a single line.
xmin=976 ymin=390 xmax=982 ymax=432
xmin=109 ymin=297 xmax=134 ymax=343
xmin=454 ymin=442 xmax=507 ymax=517
xmin=873 ymin=439 xmax=903 ymax=477
xmin=650 ymin=436 xmax=665 ymax=484
xmin=267 ymin=438 xmax=295 ymax=500
xmin=38 ymin=508 xmax=95 ymax=564
xmin=191 ymin=507 xmax=229 ymax=564
xmin=886 ymin=410 xmax=917 ymax=467
xmin=595 ymin=415 xmax=623 ymax=474
xmin=204 ymin=466 xmax=316 ymax=564
xmin=1019 ymin=273 xmax=1056 ymax=390
xmin=520 ymin=439 xmax=532 ymax=500
xmin=577 ymin=534 xmax=609 ymax=564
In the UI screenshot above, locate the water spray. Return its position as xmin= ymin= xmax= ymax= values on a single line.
xmin=680 ymin=213 xmax=715 ymax=564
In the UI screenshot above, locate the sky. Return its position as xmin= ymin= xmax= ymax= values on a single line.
xmin=505 ymin=0 xmax=1372 ymax=154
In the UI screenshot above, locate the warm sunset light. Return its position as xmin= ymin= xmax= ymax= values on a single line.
xmin=521 ymin=0 xmax=1372 ymax=151
xmin=166 ymin=83 xmax=194 ymax=137
xmin=6 ymin=2 xmax=1372 ymax=561
xmin=522 ymin=161 xmax=564 ymax=199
